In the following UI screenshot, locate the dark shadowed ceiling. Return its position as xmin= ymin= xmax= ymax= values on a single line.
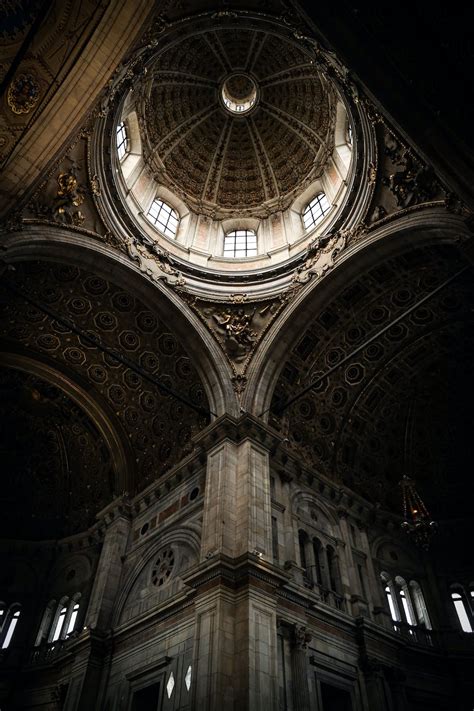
xmin=0 ymin=260 xmax=210 ymax=539
xmin=270 ymin=243 xmax=474 ymax=521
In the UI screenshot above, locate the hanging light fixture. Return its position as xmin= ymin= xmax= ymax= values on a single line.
xmin=399 ymin=400 xmax=437 ymax=549
xmin=399 ymin=475 xmax=437 ymax=549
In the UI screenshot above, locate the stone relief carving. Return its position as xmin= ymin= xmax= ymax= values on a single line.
xmin=364 ymin=117 xmax=446 ymax=225
xmin=212 ymin=308 xmax=258 ymax=359
xmin=126 ymin=240 xmax=186 ymax=287
xmin=289 ymin=228 xmax=358 ymax=289
xmin=174 ymin=291 xmax=287 ymax=389
xmin=292 ymin=624 xmax=312 ymax=650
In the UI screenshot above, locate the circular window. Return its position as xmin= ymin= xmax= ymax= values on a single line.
xmin=189 ymin=487 xmax=199 ymax=501
xmin=151 ymin=548 xmax=175 ymax=587
xmin=140 ymin=522 xmax=149 ymax=536
xmin=221 ymin=73 xmax=258 ymax=115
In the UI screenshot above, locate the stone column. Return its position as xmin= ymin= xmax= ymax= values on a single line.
xmin=337 ymin=512 xmax=357 ymax=590
xmin=358 ymin=526 xmax=390 ymax=628
xmin=85 ymin=496 xmax=132 ymax=631
xmin=290 ymin=625 xmax=312 ymax=711
xmin=200 ymin=431 xmax=272 ymax=562
xmin=67 ymin=497 xmax=132 ymax=711
xmin=189 ymin=415 xmax=287 ymax=711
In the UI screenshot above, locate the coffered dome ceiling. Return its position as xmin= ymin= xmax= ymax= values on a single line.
xmin=270 ymin=244 xmax=474 ymax=521
xmin=138 ymin=26 xmax=336 ymax=216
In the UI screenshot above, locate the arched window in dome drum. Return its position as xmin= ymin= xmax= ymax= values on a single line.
xmin=302 ymin=193 xmax=331 ymax=230
xmin=147 ymin=199 xmax=179 ymax=238
xmin=346 ymin=120 xmax=353 ymax=147
xmin=116 ymin=121 xmax=129 ymax=160
xmin=223 ymin=229 xmax=257 ymax=258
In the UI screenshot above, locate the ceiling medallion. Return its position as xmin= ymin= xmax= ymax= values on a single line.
xmin=7 ymin=73 xmax=40 ymax=115
xmin=220 ymin=72 xmax=258 ymax=116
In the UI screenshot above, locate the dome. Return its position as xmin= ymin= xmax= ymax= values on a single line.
xmin=138 ymin=27 xmax=336 ymax=218
xmin=108 ymin=16 xmax=358 ymax=279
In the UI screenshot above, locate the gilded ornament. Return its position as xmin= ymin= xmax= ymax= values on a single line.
xmin=7 ymin=73 xmax=40 ymax=114
xmin=51 ymin=170 xmax=86 ymax=225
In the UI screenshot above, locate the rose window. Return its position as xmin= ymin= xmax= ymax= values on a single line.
xmin=151 ymin=548 xmax=175 ymax=587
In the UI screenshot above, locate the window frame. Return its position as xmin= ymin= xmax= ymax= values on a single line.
xmin=450 ymin=587 xmax=473 ymax=633
xmin=302 ymin=193 xmax=331 ymax=231
xmin=223 ymin=229 xmax=258 ymax=258
xmin=146 ymin=198 xmax=180 ymax=239
xmin=0 ymin=603 xmax=21 ymax=649
xmin=116 ymin=120 xmax=130 ymax=161
xmin=37 ymin=594 xmax=82 ymax=646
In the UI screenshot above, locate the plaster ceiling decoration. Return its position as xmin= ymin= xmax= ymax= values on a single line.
xmin=0 ymin=261 xmax=210 ymax=533
xmin=137 ymin=25 xmax=335 ymax=216
xmin=270 ymin=244 xmax=474 ymax=519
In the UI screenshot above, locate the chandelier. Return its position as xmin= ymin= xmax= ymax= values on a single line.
xmin=399 ymin=475 xmax=437 ymax=549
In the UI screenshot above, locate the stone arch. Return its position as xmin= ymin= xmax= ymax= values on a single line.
xmin=2 ymin=226 xmax=238 ymax=418
xmin=290 ymin=490 xmax=339 ymax=535
xmin=113 ymin=526 xmax=200 ymax=627
xmin=244 ymin=209 xmax=471 ymax=417
xmin=0 ymin=351 xmax=133 ymax=495
xmin=372 ymin=535 xmax=421 ymax=573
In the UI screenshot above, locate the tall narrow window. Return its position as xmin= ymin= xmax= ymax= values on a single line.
xmin=302 ymin=193 xmax=331 ymax=230
xmin=147 ymin=199 xmax=179 ymax=238
xmin=223 ymin=229 xmax=257 ymax=258
xmin=2 ymin=609 xmax=20 ymax=649
xmin=451 ymin=592 xmax=473 ymax=633
xmin=116 ymin=121 xmax=129 ymax=160
xmin=35 ymin=600 xmax=56 ymax=646
xmin=410 ymin=581 xmax=432 ymax=629
xmin=271 ymin=516 xmax=279 ymax=562
xmin=399 ymin=588 xmax=416 ymax=626
xmin=358 ymin=564 xmax=367 ymax=598
xmin=385 ymin=585 xmax=398 ymax=622
xmin=52 ymin=605 xmax=67 ymax=642
xmin=66 ymin=603 xmax=80 ymax=635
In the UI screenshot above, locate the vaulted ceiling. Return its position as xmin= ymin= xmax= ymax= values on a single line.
xmin=270 ymin=243 xmax=474 ymax=520
xmin=0 ymin=260 xmax=210 ymax=539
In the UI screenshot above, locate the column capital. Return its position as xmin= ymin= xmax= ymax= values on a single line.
xmin=193 ymin=413 xmax=284 ymax=453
